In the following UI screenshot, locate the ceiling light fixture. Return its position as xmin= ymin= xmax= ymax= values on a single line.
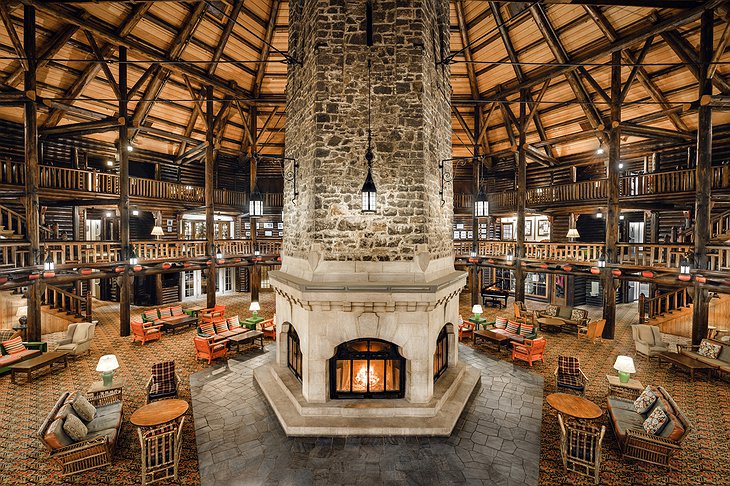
xmin=361 ymin=59 xmax=377 ymax=213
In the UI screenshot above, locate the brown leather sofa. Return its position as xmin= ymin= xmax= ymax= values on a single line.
xmin=678 ymin=338 xmax=730 ymax=375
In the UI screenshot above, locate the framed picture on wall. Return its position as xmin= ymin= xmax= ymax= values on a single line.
xmin=538 ymin=220 xmax=550 ymax=236
xmin=502 ymin=223 xmax=513 ymax=240
xmin=244 ymin=222 xmax=250 ymax=229
xmin=278 ymin=231 xmax=283 ymax=236
xmin=245 ymin=231 xmax=250 ymax=237
xmin=264 ymin=230 xmax=273 ymax=237
xmin=277 ymin=222 xmax=283 ymax=229
xmin=264 ymin=222 xmax=274 ymax=229
xmin=456 ymin=223 xmax=464 ymax=230
xmin=525 ymin=220 xmax=533 ymax=236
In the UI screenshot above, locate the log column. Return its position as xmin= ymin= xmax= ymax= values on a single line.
xmin=471 ymin=106 xmax=480 ymax=307
xmin=249 ymin=106 xmax=260 ymax=304
xmin=602 ymin=50 xmax=621 ymax=339
xmin=24 ymin=5 xmax=41 ymax=342
xmin=692 ymin=9 xmax=713 ymax=345
xmin=205 ymin=86 xmax=216 ymax=308
xmin=514 ymin=89 xmax=527 ymax=303
xmin=118 ymin=46 xmax=131 ymax=336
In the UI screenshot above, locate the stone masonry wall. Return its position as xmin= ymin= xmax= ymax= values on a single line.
xmin=284 ymin=0 xmax=452 ymax=262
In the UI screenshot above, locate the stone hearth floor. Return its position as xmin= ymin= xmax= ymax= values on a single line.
xmin=191 ymin=344 xmax=543 ymax=486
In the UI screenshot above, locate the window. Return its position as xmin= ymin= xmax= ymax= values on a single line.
xmin=287 ymin=325 xmax=302 ymax=381
xmin=433 ymin=326 xmax=448 ymax=381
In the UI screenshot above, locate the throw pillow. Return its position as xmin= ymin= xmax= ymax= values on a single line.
xmin=199 ymin=322 xmax=215 ymax=336
xmin=519 ymin=323 xmax=534 ymax=337
xmin=214 ymin=320 xmax=230 ymax=334
xmin=698 ymin=339 xmax=722 ymax=359
xmin=72 ymin=393 xmax=97 ymax=422
xmin=543 ymin=305 xmax=558 ymax=317
xmin=494 ymin=317 xmax=508 ymax=329
xmin=634 ymin=386 xmax=657 ymax=414
xmin=142 ymin=309 xmax=159 ymax=321
xmin=62 ymin=413 xmax=88 ymax=442
xmin=570 ymin=309 xmax=585 ymax=322
xmin=227 ymin=316 xmax=241 ymax=329
xmin=506 ymin=321 xmax=520 ymax=334
xmin=170 ymin=305 xmax=184 ymax=316
xmin=44 ymin=418 xmax=74 ymax=449
xmin=643 ymin=407 xmax=668 ymax=435
xmin=2 ymin=336 xmax=26 ymax=355
xmin=158 ymin=307 xmax=173 ymax=318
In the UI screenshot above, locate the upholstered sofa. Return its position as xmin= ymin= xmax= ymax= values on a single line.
xmin=56 ymin=322 xmax=96 ymax=356
xmin=0 ymin=334 xmax=44 ymax=374
xmin=631 ymin=324 xmax=669 ymax=358
xmin=141 ymin=305 xmax=187 ymax=324
xmin=678 ymin=338 xmax=730 ymax=375
xmin=606 ymin=385 xmax=691 ymax=467
xmin=538 ymin=304 xmax=589 ymax=331
xmin=484 ymin=317 xmax=538 ymax=342
xmin=197 ymin=316 xmax=249 ymax=339
xmin=38 ymin=389 xmax=123 ymax=477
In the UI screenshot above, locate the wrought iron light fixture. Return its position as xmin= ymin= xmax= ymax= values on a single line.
xmin=361 ymin=59 xmax=377 ymax=213
xmin=475 ymin=187 xmax=488 ymax=218
xmin=249 ymin=153 xmax=264 ymax=217
xmin=215 ymin=245 xmax=223 ymax=260
xmin=128 ymin=246 xmax=138 ymax=266
xmin=43 ymin=253 xmax=55 ymax=271
xmin=597 ymin=252 xmax=606 ymax=268
xmin=679 ymin=256 xmax=692 ymax=276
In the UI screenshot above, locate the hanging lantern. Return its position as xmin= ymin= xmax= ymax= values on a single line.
xmin=128 ymin=246 xmax=138 ymax=266
xmin=475 ymin=188 xmax=489 ymax=217
xmin=679 ymin=256 xmax=691 ymax=276
xmin=249 ymin=182 xmax=264 ymax=217
xmin=597 ymin=252 xmax=606 ymax=268
xmin=361 ymin=59 xmax=377 ymax=213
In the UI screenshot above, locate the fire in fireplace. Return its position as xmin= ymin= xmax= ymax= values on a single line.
xmin=330 ymin=339 xmax=405 ymax=399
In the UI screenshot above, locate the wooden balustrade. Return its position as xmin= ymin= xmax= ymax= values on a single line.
xmin=638 ymin=287 xmax=690 ymax=323
xmin=0 ymin=204 xmax=25 ymax=237
xmin=43 ymin=283 xmax=92 ymax=321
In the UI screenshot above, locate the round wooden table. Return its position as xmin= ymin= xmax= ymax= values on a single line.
xmin=537 ymin=317 xmax=564 ymax=333
xmin=130 ymin=399 xmax=189 ymax=427
xmin=546 ymin=393 xmax=602 ymax=420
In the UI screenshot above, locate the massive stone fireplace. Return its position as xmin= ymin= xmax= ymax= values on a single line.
xmin=253 ymin=0 xmax=480 ymax=436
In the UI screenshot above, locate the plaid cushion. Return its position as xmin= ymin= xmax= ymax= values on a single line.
xmin=169 ymin=305 xmax=184 ymax=316
xmin=505 ymin=321 xmax=520 ymax=334
xmin=212 ymin=343 xmax=225 ymax=352
xmin=142 ymin=309 xmax=160 ymax=321
xmin=199 ymin=322 xmax=215 ymax=336
xmin=151 ymin=361 xmax=177 ymax=395
xmin=519 ymin=323 xmax=534 ymax=336
xmin=558 ymin=374 xmax=585 ymax=388
xmin=558 ymin=356 xmax=580 ymax=375
xmin=543 ymin=305 xmax=559 ymax=317
xmin=214 ymin=320 xmax=230 ymax=334
xmin=158 ymin=307 xmax=173 ymax=318
xmin=227 ymin=316 xmax=242 ymax=329
xmin=494 ymin=317 xmax=508 ymax=329
xmin=2 ymin=336 xmax=26 ymax=355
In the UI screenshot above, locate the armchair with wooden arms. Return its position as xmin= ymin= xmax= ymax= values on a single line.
xmin=145 ymin=361 xmax=181 ymax=403
xmin=194 ymin=336 xmax=227 ymax=364
xmin=555 ymin=355 xmax=589 ymax=396
xmin=200 ymin=305 xmax=226 ymax=324
xmin=511 ymin=337 xmax=546 ymax=366
xmin=258 ymin=315 xmax=276 ymax=340
xmin=131 ymin=320 xmax=162 ymax=345
xmin=578 ymin=319 xmax=606 ymax=342
xmin=514 ymin=301 xmax=536 ymax=326
xmin=458 ymin=315 xmax=474 ymax=342
xmin=558 ymin=413 xmax=606 ymax=484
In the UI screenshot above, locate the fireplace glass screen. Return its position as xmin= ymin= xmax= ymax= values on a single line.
xmin=330 ymin=339 xmax=405 ymax=399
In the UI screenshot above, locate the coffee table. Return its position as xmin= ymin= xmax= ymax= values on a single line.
xmin=131 ymin=398 xmax=189 ymax=428
xmin=657 ymin=352 xmax=715 ymax=381
xmin=10 ymin=351 xmax=69 ymax=384
xmin=473 ymin=329 xmax=510 ymax=352
xmin=537 ymin=316 xmax=564 ymax=333
xmin=160 ymin=315 xmax=198 ymax=334
xmin=227 ymin=330 xmax=264 ymax=353
xmin=546 ymin=393 xmax=603 ymax=420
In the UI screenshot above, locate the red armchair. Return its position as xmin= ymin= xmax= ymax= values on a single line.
xmin=458 ymin=317 xmax=475 ymax=342
xmin=511 ymin=337 xmax=546 ymax=366
xmin=132 ymin=320 xmax=163 ymax=345
xmin=200 ymin=305 xmax=226 ymax=324
xmin=259 ymin=318 xmax=276 ymax=340
xmin=194 ymin=336 xmax=228 ymax=364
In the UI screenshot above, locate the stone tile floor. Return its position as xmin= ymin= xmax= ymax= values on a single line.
xmin=191 ymin=344 xmax=543 ymax=486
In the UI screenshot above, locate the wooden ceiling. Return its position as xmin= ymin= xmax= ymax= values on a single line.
xmin=0 ymin=1 xmax=728 ymax=165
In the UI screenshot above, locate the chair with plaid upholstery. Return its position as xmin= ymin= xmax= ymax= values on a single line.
xmin=145 ymin=361 xmax=182 ymax=404
xmin=555 ymin=355 xmax=588 ymax=395
xmin=558 ymin=413 xmax=605 ymax=484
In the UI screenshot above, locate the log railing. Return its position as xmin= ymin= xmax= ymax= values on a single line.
xmin=0 ymin=204 xmax=52 ymax=240
xmin=43 ymin=283 xmax=92 ymax=321
xmin=679 ymin=209 xmax=730 ymax=243
xmin=638 ymin=288 xmax=691 ymax=323
xmin=489 ymin=166 xmax=730 ymax=210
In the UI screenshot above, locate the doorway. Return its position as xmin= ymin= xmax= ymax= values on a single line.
xmin=627 ymin=221 xmax=650 ymax=302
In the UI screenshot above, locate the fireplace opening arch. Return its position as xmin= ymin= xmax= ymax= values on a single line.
xmin=329 ymin=338 xmax=405 ymax=399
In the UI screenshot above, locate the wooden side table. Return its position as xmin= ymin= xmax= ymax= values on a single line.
xmin=606 ymin=374 xmax=643 ymax=399
xmin=468 ymin=316 xmax=487 ymax=331
xmin=243 ymin=315 xmax=265 ymax=330
xmin=88 ymin=379 xmax=124 ymax=406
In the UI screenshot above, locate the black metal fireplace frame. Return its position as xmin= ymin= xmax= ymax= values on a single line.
xmin=329 ymin=338 xmax=405 ymax=399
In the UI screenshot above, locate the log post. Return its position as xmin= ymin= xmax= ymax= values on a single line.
xmin=118 ymin=45 xmax=131 ymax=336
xmin=602 ymin=50 xmax=621 ymax=339
xmin=471 ymin=105 xmax=480 ymax=307
xmin=249 ymin=106 xmax=260 ymax=304
xmin=514 ymin=89 xmax=527 ymax=303
xmin=205 ymin=85 xmax=216 ymax=308
xmin=24 ymin=5 xmax=42 ymax=342
xmin=692 ymin=9 xmax=713 ymax=345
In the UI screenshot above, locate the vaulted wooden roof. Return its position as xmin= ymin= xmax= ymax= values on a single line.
xmin=0 ymin=1 xmax=728 ymax=165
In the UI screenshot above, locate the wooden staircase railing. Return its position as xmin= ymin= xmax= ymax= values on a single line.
xmin=42 ymin=283 xmax=92 ymax=321
xmin=638 ymin=288 xmax=691 ymax=323
xmin=678 ymin=209 xmax=730 ymax=243
xmin=0 ymin=204 xmax=52 ymax=240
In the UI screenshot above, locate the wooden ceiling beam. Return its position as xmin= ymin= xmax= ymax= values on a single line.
xmin=456 ymin=0 xmax=479 ymax=100
xmin=529 ymin=3 xmax=605 ymax=131
xmin=255 ymin=105 xmax=279 ymax=145
xmin=618 ymin=122 xmax=694 ymax=141
xmin=661 ymin=29 xmax=730 ymax=94
xmin=176 ymin=89 xmax=203 ymax=157
xmin=709 ymin=20 xmax=730 ymax=81
xmin=127 ymin=62 xmax=157 ymax=100
xmin=83 ymin=30 xmax=121 ymax=101
xmin=497 ymin=0 xmax=703 ymax=6
xmin=253 ymin=0 xmax=281 ymax=97
xmin=619 ymin=35 xmax=653 ymax=104
xmin=208 ymin=0 xmax=243 ymax=77
xmin=452 ymin=107 xmax=475 ymax=146
xmin=0 ymin=3 xmax=28 ymax=71
xmin=583 ymin=5 xmax=690 ymax=133
xmin=41 ymin=3 xmax=151 ymax=128
xmin=577 ymin=66 xmax=610 ymax=105
xmin=2 ymin=23 xmax=78 ymax=87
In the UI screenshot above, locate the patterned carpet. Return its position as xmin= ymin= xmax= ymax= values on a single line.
xmin=0 ymin=289 xmax=728 ymax=485
xmin=458 ymin=296 xmax=730 ymax=486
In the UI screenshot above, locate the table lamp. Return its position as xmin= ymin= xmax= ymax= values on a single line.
xmin=96 ymin=355 xmax=119 ymax=386
xmin=249 ymin=301 xmax=260 ymax=318
xmin=471 ymin=304 xmax=483 ymax=321
xmin=613 ymin=355 xmax=636 ymax=383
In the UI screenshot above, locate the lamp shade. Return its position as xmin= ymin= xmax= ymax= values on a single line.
xmin=613 ymin=355 xmax=636 ymax=374
xmin=566 ymin=228 xmax=580 ymax=238
xmin=16 ymin=306 xmax=27 ymax=318
xmin=151 ymin=226 xmax=164 ymax=236
xmin=249 ymin=301 xmax=261 ymax=312
xmin=472 ymin=304 xmax=483 ymax=315
xmin=96 ymin=354 xmax=119 ymax=373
